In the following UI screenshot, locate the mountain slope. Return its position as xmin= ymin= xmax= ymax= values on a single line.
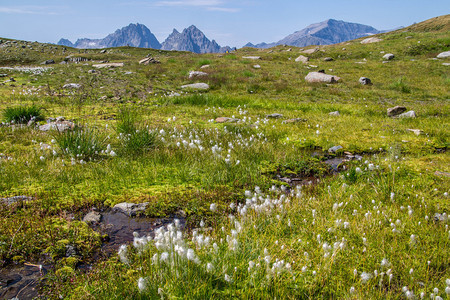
xmin=58 ymin=23 xmax=161 ymax=49
xmin=161 ymin=25 xmax=224 ymax=54
xmin=247 ymin=19 xmax=379 ymax=48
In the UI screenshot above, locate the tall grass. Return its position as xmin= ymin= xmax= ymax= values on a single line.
xmin=2 ymin=105 xmax=44 ymax=124
xmin=53 ymin=126 xmax=106 ymax=159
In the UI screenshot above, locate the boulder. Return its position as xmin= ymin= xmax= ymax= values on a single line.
xmin=323 ymin=57 xmax=334 ymax=61
xmin=139 ymin=57 xmax=161 ymax=65
xmin=359 ymin=77 xmax=372 ymax=85
xmin=361 ymin=37 xmax=383 ymax=44
xmin=437 ymin=51 xmax=450 ymax=59
xmin=406 ymin=129 xmax=423 ymax=136
xmin=329 ymin=111 xmax=340 ymax=116
xmin=253 ymin=65 xmax=261 ymax=69
xmin=215 ymin=117 xmax=240 ymax=123
xmin=302 ymin=48 xmax=319 ymax=54
xmin=305 ymin=72 xmax=340 ymax=83
xmin=41 ymin=59 xmax=55 ymax=65
xmin=83 ymin=211 xmax=101 ymax=224
xmin=282 ymin=118 xmax=306 ymax=124
xmin=63 ymin=83 xmax=81 ymax=89
xmin=387 ymin=106 xmax=407 ymax=117
xmin=92 ymin=62 xmax=124 ymax=68
xmin=181 ymin=83 xmax=209 ymax=90
xmin=113 ymin=202 xmax=149 ymax=217
xmin=188 ymin=71 xmax=208 ymax=79
xmin=39 ymin=120 xmax=75 ymax=132
xmin=200 ymin=65 xmax=210 ymax=69
xmin=266 ymin=113 xmax=283 ymax=119
xmin=295 ymin=55 xmax=309 ymax=63
xmin=398 ymin=110 xmax=416 ymax=118
xmin=383 ymin=53 xmax=395 ymax=60
xmin=328 ymin=145 xmax=343 ymax=153
xmin=242 ymin=56 xmax=261 ymax=60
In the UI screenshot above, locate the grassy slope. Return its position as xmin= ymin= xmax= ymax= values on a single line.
xmin=0 ymin=15 xmax=449 ymax=299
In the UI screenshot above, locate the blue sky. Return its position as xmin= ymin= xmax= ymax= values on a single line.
xmin=0 ymin=1 xmax=448 ymax=47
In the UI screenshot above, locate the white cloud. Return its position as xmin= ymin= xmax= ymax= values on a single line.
xmin=207 ymin=6 xmax=239 ymax=12
xmin=0 ymin=6 xmax=59 ymax=15
xmin=154 ymin=0 xmax=239 ymax=12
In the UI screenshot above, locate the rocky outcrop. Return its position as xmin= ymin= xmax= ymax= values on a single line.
xmin=305 ymin=72 xmax=340 ymax=83
xmin=161 ymin=26 xmax=223 ymax=54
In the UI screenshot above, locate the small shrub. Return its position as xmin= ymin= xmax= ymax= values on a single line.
xmin=3 ymin=105 xmax=44 ymax=124
xmin=197 ymin=59 xmax=211 ymax=67
xmin=390 ymin=77 xmax=411 ymax=93
xmin=53 ymin=126 xmax=106 ymax=159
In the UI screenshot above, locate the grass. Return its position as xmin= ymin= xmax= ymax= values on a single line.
xmin=0 ymin=14 xmax=449 ymax=299
xmin=2 ymin=105 xmax=45 ymax=124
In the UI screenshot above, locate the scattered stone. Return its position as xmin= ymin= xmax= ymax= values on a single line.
xmin=282 ymin=118 xmax=306 ymax=124
xmin=266 ymin=113 xmax=283 ymax=119
xmin=0 ymin=196 xmax=32 ymax=206
xmin=329 ymin=111 xmax=340 ymax=116
xmin=433 ymin=213 xmax=448 ymax=223
xmin=100 ymin=49 xmax=107 ymax=54
xmin=383 ymin=53 xmax=395 ymax=60
xmin=387 ymin=106 xmax=407 ymax=117
xmin=361 ymin=37 xmax=383 ymax=44
xmin=398 ymin=110 xmax=416 ymax=118
xmin=139 ymin=57 xmax=161 ymax=65
xmin=88 ymin=69 xmax=98 ymax=74
xmin=181 ymin=83 xmax=209 ymax=90
xmin=305 ymin=72 xmax=340 ymax=83
xmin=188 ymin=71 xmax=208 ymax=79
xmin=328 ymin=145 xmax=343 ymax=153
xmin=242 ymin=56 xmax=261 ymax=60
xmin=92 ymin=62 xmax=124 ymax=68
xmin=83 ymin=211 xmax=102 ymax=224
xmin=253 ymin=65 xmax=261 ymax=69
xmin=39 ymin=119 xmax=75 ymax=132
xmin=65 ymin=245 xmax=77 ymax=257
xmin=359 ymin=77 xmax=372 ymax=85
xmin=62 ymin=83 xmax=81 ymax=89
xmin=323 ymin=57 xmax=333 ymax=61
xmin=200 ymin=64 xmax=210 ymax=69
xmin=443 ymin=63 xmax=450 ymax=66
xmin=295 ymin=55 xmax=309 ymax=63
xmin=113 ymin=202 xmax=149 ymax=217
xmin=0 ymin=74 xmax=7 ymax=77
xmin=437 ymin=51 xmax=450 ymax=59
xmin=286 ymin=48 xmax=292 ymax=52
xmin=302 ymin=48 xmax=319 ymax=54
xmin=41 ymin=59 xmax=55 ymax=65
xmin=215 ymin=117 xmax=240 ymax=123
xmin=406 ymin=129 xmax=423 ymax=136
xmin=435 ymin=171 xmax=450 ymax=177
xmin=168 ymin=92 xmax=181 ymax=97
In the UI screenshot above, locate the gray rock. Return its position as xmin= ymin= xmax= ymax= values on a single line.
xmin=83 ymin=211 xmax=101 ymax=224
xmin=188 ymin=71 xmax=208 ymax=79
xmin=181 ymin=83 xmax=209 ymax=90
xmin=305 ymin=72 xmax=340 ymax=83
xmin=215 ymin=117 xmax=240 ymax=123
xmin=359 ymin=77 xmax=372 ymax=85
xmin=323 ymin=57 xmax=333 ymax=61
xmin=41 ymin=59 xmax=55 ymax=65
xmin=387 ymin=106 xmax=407 ymax=117
xmin=253 ymin=65 xmax=261 ymax=69
xmin=0 ymin=196 xmax=32 ymax=206
xmin=302 ymin=48 xmax=319 ymax=54
xmin=266 ymin=113 xmax=283 ymax=119
xmin=282 ymin=118 xmax=307 ymax=124
xmin=398 ymin=110 xmax=416 ymax=118
xmin=242 ymin=56 xmax=261 ymax=60
xmin=360 ymin=37 xmax=383 ymax=44
xmin=328 ymin=145 xmax=343 ymax=153
xmin=443 ymin=63 xmax=450 ymax=66
xmin=406 ymin=129 xmax=423 ymax=136
xmin=93 ymin=62 xmax=124 ymax=68
xmin=139 ymin=57 xmax=160 ymax=65
xmin=295 ymin=55 xmax=309 ymax=63
xmin=63 ymin=83 xmax=81 ymax=89
xmin=200 ymin=64 xmax=210 ymax=69
xmin=39 ymin=120 xmax=75 ymax=132
xmin=113 ymin=202 xmax=149 ymax=217
xmin=382 ymin=53 xmax=395 ymax=60
xmin=0 ymin=74 xmax=7 ymax=77
xmin=100 ymin=49 xmax=107 ymax=54
xmin=329 ymin=111 xmax=340 ymax=116
xmin=433 ymin=213 xmax=448 ymax=223
xmin=437 ymin=51 xmax=450 ymax=59
xmin=65 ymin=245 xmax=77 ymax=257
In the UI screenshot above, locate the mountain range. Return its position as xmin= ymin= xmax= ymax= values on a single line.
xmin=245 ymin=19 xmax=379 ymax=48
xmin=58 ymin=19 xmax=382 ymax=53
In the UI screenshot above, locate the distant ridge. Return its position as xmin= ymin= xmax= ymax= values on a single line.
xmin=57 ymin=23 xmax=161 ymax=49
xmin=246 ymin=19 xmax=380 ymax=48
xmin=161 ymin=25 xmax=231 ymax=54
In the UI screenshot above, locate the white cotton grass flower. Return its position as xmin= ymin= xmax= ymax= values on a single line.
xmin=206 ymin=262 xmax=214 ymax=272
xmin=138 ymin=277 xmax=147 ymax=292
xmin=381 ymin=258 xmax=390 ymax=268
xmin=118 ymin=244 xmax=129 ymax=264
xmin=445 ymin=286 xmax=450 ymax=295
xmin=350 ymin=286 xmax=356 ymax=294
xmin=210 ymin=203 xmax=217 ymax=212
xmin=360 ymin=272 xmax=373 ymax=283
xmin=224 ymin=274 xmax=232 ymax=283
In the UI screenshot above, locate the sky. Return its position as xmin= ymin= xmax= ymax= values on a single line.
xmin=0 ymin=1 xmax=448 ymax=48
